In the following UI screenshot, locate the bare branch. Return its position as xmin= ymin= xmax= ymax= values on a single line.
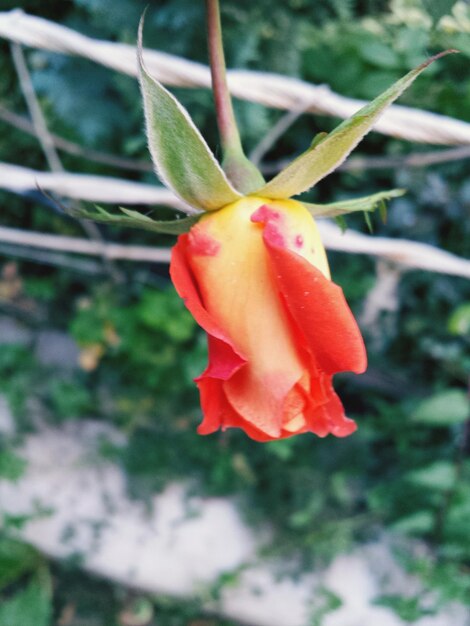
xmin=0 ymin=242 xmax=103 ymax=274
xmin=10 ymin=41 xmax=121 ymax=280
xmin=0 ymin=104 xmax=153 ymax=173
xmin=341 ymin=146 xmax=470 ymax=172
xmin=10 ymin=42 xmax=63 ymax=172
xmin=261 ymin=146 xmax=470 ymax=176
xmin=249 ymin=101 xmax=317 ymax=166
xmin=0 ymin=10 xmax=469 ymax=145
xmin=0 ymin=161 xmax=193 ymax=209
xmin=317 ymin=220 xmax=470 ymax=279
xmin=0 ymin=219 xmax=468 ymax=279
xmin=0 ymin=226 xmax=171 ymax=264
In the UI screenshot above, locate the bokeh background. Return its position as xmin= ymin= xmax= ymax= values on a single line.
xmin=0 ymin=0 xmax=469 ymax=624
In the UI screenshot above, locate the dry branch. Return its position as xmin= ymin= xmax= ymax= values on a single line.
xmin=0 ymin=10 xmax=469 ymax=145
xmin=317 ymin=221 xmax=470 ymax=278
xmin=0 ymin=162 xmax=469 ymax=278
xmin=10 ymin=40 xmax=124 ymax=280
xmin=0 ymin=221 xmax=468 ymax=278
xmin=0 ymin=225 xmax=171 ymax=264
xmin=0 ymin=161 xmax=191 ymax=210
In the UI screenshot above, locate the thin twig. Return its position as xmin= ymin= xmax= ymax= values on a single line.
xmin=0 ymin=104 xmax=153 ymax=173
xmin=249 ymin=101 xmax=317 ymax=166
xmin=0 ymin=223 xmax=469 ymax=279
xmin=316 ymin=220 xmax=470 ymax=279
xmin=10 ymin=42 xmax=62 ymax=172
xmin=0 ymin=161 xmax=192 ymax=209
xmin=10 ymin=42 xmax=122 ymax=281
xmin=0 ymin=226 xmax=171 ymax=264
xmin=341 ymin=146 xmax=470 ymax=172
xmin=0 ymin=242 xmax=103 ymax=274
xmin=260 ymin=145 xmax=470 ymax=176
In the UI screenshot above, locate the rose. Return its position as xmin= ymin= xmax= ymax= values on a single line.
xmin=171 ymin=196 xmax=366 ymax=441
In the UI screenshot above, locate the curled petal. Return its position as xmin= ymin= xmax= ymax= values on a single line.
xmin=258 ymin=208 xmax=367 ymax=376
xmin=197 ymin=376 xmax=278 ymax=442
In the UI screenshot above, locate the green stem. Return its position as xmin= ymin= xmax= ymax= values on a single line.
xmin=206 ymin=0 xmax=241 ymax=156
xmin=205 ymin=0 xmax=264 ymax=193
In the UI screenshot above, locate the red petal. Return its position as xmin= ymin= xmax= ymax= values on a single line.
xmin=303 ymin=373 xmax=357 ymax=437
xmin=170 ymin=234 xmax=246 ymax=382
xmin=197 ymin=376 xmax=277 ymax=441
xmin=263 ymin=229 xmax=367 ymax=376
xmin=315 ymin=391 xmax=357 ymax=437
xmin=196 ymin=377 xmax=226 ymax=435
xmin=225 ymin=367 xmax=284 ymax=438
xmin=196 ymin=335 xmax=244 ymax=381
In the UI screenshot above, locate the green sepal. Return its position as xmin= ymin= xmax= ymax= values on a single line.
xmin=254 ymin=51 xmax=456 ymax=200
xmin=138 ymin=17 xmax=241 ymax=211
xmin=379 ymin=199 xmax=388 ymax=224
xmin=222 ymin=148 xmax=266 ymax=195
xmin=334 ymin=215 xmax=348 ymax=233
xmin=303 ymin=189 xmax=405 ymax=219
xmin=72 ymin=205 xmax=202 ymax=235
xmin=364 ymin=210 xmax=374 ymax=233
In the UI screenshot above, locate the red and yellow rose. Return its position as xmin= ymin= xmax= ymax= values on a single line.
xmin=171 ymin=197 xmax=366 ymax=441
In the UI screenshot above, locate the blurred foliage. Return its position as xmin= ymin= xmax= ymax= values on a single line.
xmin=0 ymin=535 xmax=51 ymax=626
xmin=0 ymin=0 xmax=470 ymax=624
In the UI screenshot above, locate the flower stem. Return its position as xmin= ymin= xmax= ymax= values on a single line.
xmin=205 ymin=0 xmax=264 ymax=193
xmin=205 ymin=0 xmax=241 ymax=157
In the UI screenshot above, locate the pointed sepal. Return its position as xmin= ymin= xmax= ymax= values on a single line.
xmin=73 ymin=205 xmax=202 ymax=235
xmin=303 ymin=189 xmax=404 ymax=219
xmin=138 ymin=17 xmax=241 ymax=211
xmin=254 ymin=51 xmax=457 ymax=200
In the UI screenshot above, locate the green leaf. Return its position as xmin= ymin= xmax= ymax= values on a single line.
xmin=136 ymin=290 xmax=195 ymax=341
xmin=412 ymin=389 xmax=469 ymax=427
xmin=303 ymin=189 xmax=404 ymax=218
xmin=358 ymin=42 xmax=401 ymax=69
xmin=422 ymin=0 xmax=458 ymax=25
xmin=392 ymin=510 xmax=435 ymax=535
xmin=374 ymin=594 xmax=434 ymax=622
xmin=0 ymin=449 xmax=26 ymax=482
xmin=254 ymin=51 xmax=456 ymax=199
xmin=74 ymin=205 xmax=202 ymax=235
xmin=407 ymin=461 xmax=456 ymax=491
xmin=0 ymin=578 xmax=51 ymax=626
xmin=138 ymin=18 xmax=241 ymax=211
xmin=0 ymin=538 xmax=41 ymax=591
xmin=448 ymin=303 xmax=470 ymax=336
